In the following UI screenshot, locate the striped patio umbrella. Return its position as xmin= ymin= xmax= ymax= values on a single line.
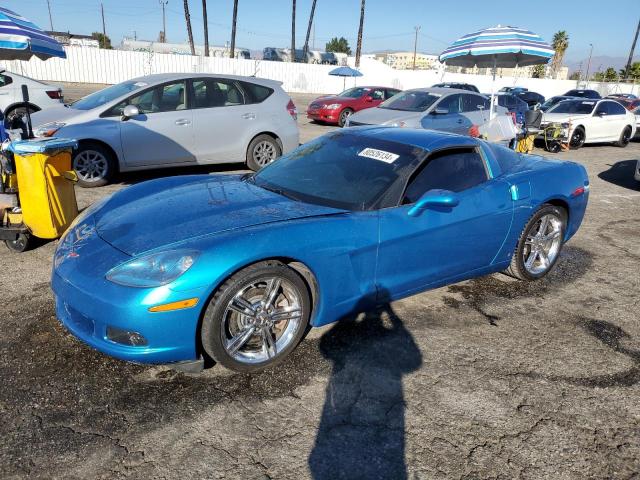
xmin=0 ymin=7 xmax=66 ymax=61
xmin=439 ymin=26 xmax=554 ymax=118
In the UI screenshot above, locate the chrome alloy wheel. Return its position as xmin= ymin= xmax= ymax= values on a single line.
xmin=252 ymin=140 xmax=277 ymax=167
xmin=74 ymin=150 xmax=108 ymax=183
xmin=523 ymin=213 xmax=563 ymax=275
xmin=221 ymin=277 xmax=302 ymax=364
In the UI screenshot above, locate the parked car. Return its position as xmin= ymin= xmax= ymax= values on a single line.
xmin=633 ymin=106 xmax=640 ymax=138
xmin=0 ymin=70 xmax=63 ymax=120
xmin=541 ymin=98 xmax=635 ymax=149
xmin=615 ymin=98 xmax=640 ymax=111
xmin=562 ymin=89 xmax=601 ymax=99
xmin=51 ymin=127 xmax=589 ymax=372
xmin=499 ymin=86 xmax=528 ymax=93
xmin=607 ymin=93 xmax=637 ymax=100
xmin=540 ymin=95 xmax=577 ymax=112
xmin=515 ymin=90 xmax=545 ymax=108
xmin=493 ymin=93 xmax=529 ymax=124
xmin=346 ymin=88 xmax=508 ymax=136
xmin=31 ymin=73 xmax=299 ymax=187
xmin=431 ymin=82 xmax=480 ymax=93
xmin=307 ymin=86 xmax=401 ymax=127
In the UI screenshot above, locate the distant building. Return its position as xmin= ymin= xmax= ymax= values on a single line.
xmin=446 ymin=64 xmax=568 ymax=80
xmin=46 ymin=31 xmax=99 ymax=48
xmin=374 ymin=51 xmax=440 ymax=70
xmin=262 ymin=47 xmax=346 ymax=65
xmin=120 ymin=38 xmax=251 ymax=59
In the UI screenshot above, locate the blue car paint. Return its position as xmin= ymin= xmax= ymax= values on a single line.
xmin=51 ymin=128 xmax=589 ymax=365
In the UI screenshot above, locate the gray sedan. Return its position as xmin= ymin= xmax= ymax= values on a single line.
xmin=346 ymin=87 xmax=506 ymax=136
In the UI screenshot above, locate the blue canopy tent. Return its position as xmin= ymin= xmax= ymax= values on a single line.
xmin=439 ymin=26 xmax=554 ymax=119
xmin=0 ymin=7 xmax=66 ymax=138
xmin=329 ymin=66 xmax=363 ymax=91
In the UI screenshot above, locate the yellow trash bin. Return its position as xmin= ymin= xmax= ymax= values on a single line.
xmin=11 ymin=138 xmax=78 ymax=239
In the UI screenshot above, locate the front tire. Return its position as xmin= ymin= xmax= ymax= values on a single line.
xmin=200 ymin=261 xmax=311 ymax=373
xmin=504 ymin=205 xmax=567 ymax=281
xmin=569 ymin=127 xmax=585 ymax=150
xmin=246 ymin=134 xmax=282 ymax=171
xmin=73 ymin=142 xmax=116 ymax=188
xmin=338 ymin=108 xmax=354 ymax=127
xmin=615 ymin=126 xmax=632 ymax=148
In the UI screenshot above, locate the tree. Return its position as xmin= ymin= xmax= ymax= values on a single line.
xmin=531 ymin=64 xmax=546 ymax=78
xmin=621 ymin=61 xmax=640 ymax=80
xmin=568 ymin=71 xmax=580 ymax=81
xmin=183 ymin=0 xmax=195 ymax=56
xmin=326 ymin=37 xmax=351 ymax=55
xmin=230 ymin=0 xmax=239 ymax=58
xmin=91 ymin=32 xmax=112 ymax=49
xmin=290 ymin=0 xmax=296 ymax=62
xmin=603 ymin=67 xmax=618 ymax=82
xmin=355 ymin=0 xmax=365 ymax=67
xmin=303 ymin=0 xmax=318 ymax=59
xmin=202 ymin=0 xmax=209 ymax=56
xmin=550 ymin=30 xmax=569 ymax=78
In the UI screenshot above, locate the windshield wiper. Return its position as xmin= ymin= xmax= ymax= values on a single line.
xmin=260 ymin=183 xmax=300 ymax=202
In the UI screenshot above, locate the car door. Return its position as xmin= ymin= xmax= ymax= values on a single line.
xmin=189 ymin=78 xmax=253 ymax=163
xmin=115 ymin=79 xmax=195 ymax=167
xmin=368 ymin=88 xmax=386 ymax=107
xmin=376 ymin=147 xmax=513 ymax=297
xmin=462 ymin=93 xmax=490 ymax=126
xmin=604 ymin=101 xmax=629 ymax=140
xmin=421 ymin=94 xmax=470 ymax=135
xmin=0 ymin=73 xmax=15 ymax=111
xmin=590 ymin=101 xmax=614 ymax=140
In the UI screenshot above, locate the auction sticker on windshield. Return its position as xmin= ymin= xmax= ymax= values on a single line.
xmin=358 ymin=148 xmax=399 ymax=163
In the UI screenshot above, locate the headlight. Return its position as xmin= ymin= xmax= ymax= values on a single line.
xmin=34 ymin=121 xmax=66 ymax=137
xmin=323 ymin=103 xmax=341 ymax=110
xmin=106 ymin=249 xmax=199 ymax=288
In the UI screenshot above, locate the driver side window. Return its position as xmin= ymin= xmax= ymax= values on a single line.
xmin=402 ymin=148 xmax=488 ymax=204
xmin=437 ymin=94 xmax=462 ymax=114
xmin=107 ymin=80 xmax=187 ymax=116
xmin=594 ymin=102 xmax=608 ymax=115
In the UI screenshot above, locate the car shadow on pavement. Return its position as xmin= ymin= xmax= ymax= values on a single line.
xmin=597 ymin=160 xmax=640 ymax=191
xmin=308 ymin=296 xmax=422 ymax=480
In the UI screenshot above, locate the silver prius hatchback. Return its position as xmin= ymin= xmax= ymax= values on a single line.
xmin=31 ymin=73 xmax=300 ymax=187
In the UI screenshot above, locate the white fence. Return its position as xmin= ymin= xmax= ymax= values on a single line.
xmin=2 ymin=46 xmax=638 ymax=99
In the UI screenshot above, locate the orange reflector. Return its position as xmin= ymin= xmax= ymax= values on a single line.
xmin=148 ymin=298 xmax=199 ymax=312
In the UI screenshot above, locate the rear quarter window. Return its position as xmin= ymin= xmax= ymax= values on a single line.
xmin=240 ymin=81 xmax=274 ymax=104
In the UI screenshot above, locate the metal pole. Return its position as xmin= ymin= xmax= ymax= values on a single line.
xmin=624 ymin=16 xmax=640 ymax=80
xmin=100 ymin=2 xmax=106 ymax=47
xmin=46 ymin=0 xmax=54 ymax=31
xmin=290 ymin=0 xmax=296 ymax=62
xmin=413 ymin=26 xmax=421 ymax=70
xmin=585 ymin=43 xmax=593 ymax=88
xmin=160 ymin=1 xmax=168 ymax=43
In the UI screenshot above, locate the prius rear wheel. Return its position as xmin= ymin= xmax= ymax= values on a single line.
xmin=504 ymin=205 xmax=566 ymax=281
xmin=201 ymin=261 xmax=311 ymax=372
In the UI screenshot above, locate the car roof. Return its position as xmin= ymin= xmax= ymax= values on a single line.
xmin=128 ymin=72 xmax=282 ymax=88
xmin=411 ymin=87 xmax=481 ymax=95
xmin=343 ymin=125 xmax=478 ymax=152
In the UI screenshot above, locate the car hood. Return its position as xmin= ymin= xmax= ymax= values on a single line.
xmin=30 ymin=105 xmax=85 ymax=127
xmin=94 ymin=174 xmax=347 ymax=256
xmin=349 ymin=107 xmax=421 ymax=125
xmin=310 ymin=95 xmax=351 ymax=106
xmin=542 ymin=112 xmax=591 ymax=123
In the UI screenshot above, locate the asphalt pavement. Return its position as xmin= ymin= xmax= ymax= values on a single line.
xmin=0 ymin=84 xmax=639 ymax=479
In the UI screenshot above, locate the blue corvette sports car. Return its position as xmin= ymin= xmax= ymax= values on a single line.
xmin=52 ymin=127 xmax=589 ymax=372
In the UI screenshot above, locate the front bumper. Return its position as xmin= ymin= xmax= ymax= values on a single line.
xmin=307 ymin=108 xmax=340 ymax=123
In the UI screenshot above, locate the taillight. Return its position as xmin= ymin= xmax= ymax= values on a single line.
xmin=46 ymin=90 xmax=62 ymax=99
xmin=286 ymin=99 xmax=297 ymax=120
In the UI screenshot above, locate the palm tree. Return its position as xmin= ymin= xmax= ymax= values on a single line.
xmin=355 ymin=0 xmax=365 ymax=67
xmin=202 ymin=0 xmax=209 ymax=57
xmin=303 ymin=0 xmax=317 ymax=60
xmin=230 ymin=0 xmax=239 ymax=58
xmin=290 ymin=0 xmax=296 ymax=62
xmin=183 ymin=0 xmax=195 ymax=56
xmin=551 ymin=30 xmax=569 ymax=78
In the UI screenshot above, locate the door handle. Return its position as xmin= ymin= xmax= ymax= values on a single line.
xmin=175 ymin=119 xmax=191 ymax=126
xmin=242 ymin=113 xmax=256 ymax=120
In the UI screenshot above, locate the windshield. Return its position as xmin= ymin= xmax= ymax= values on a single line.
xmin=379 ymin=91 xmax=439 ymax=112
xmin=338 ymin=87 xmax=370 ymax=98
xmin=70 ymin=80 xmax=147 ymax=110
xmin=548 ymin=100 xmax=596 ymax=114
xmin=251 ymin=131 xmax=425 ymax=210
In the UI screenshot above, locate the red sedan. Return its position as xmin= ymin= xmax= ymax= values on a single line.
xmin=617 ymin=98 xmax=640 ymax=111
xmin=307 ymin=86 xmax=401 ymax=127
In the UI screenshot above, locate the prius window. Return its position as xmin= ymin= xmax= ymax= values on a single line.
xmin=403 ymin=148 xmax=487 ymax=204
xmin=0 ymin=74 xmax=12 ymax=87
xmin=192 ymin=79 xmax=245 ymax=108
xmin=109 ymin=80 xmax=187 ymax=115
xmin=437 ymin=94 xmax=462 ymax=114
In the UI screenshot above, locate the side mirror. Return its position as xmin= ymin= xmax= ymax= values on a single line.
xmin=595 ymin=110 xmax=606 ymax=117
xmin=121 ymin=104 xmax=140 ymax=120
xmin=407 ymin=189 xmax=460 ymax=217
xmin=364 ymin=95 xmax=373 ymax=103
xmin=432 ymin=107 xmax=448 ymax=115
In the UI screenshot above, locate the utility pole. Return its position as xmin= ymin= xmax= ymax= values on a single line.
xmin=413 ymin=26 xmax=421 ymax=70
xmin=100 ymin=2 xmax=106 ymax=47
xmin=159 ymin=0 xmax=168 ymax=43
xmin=46 ymin=0 xmax=54 ymax=31
xmin=585 ymin=43 xmax=593 ymax=87
xmin=290 ymin=0 xmax=296 ymax=62
xmin=355 ymin=0 xmax=365 ymax=68
xmin=624 ymin=16 xmax=640 ymax=80
xmin=202 ymin=0 xmax=209 ymax=56
xmin=230 ymin=0 xmax=238 ymax=58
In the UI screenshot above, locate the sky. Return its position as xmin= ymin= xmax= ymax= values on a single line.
xmin=8 ymin=0 xmax=640 ymax=63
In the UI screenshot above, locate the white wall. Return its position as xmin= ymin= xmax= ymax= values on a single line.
xmin=2 ymin=46 xmax=638 ymax=99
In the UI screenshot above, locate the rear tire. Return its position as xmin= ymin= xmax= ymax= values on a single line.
xmin=504 ymin=205 xmax=567 ymax=281
xmin=246 ymin=134 xmax=282 ymax=171
xmin=73 ymin=142 xmax=117 ymax=188
xmin=615 ymin=126 xmax=632 ymax=148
